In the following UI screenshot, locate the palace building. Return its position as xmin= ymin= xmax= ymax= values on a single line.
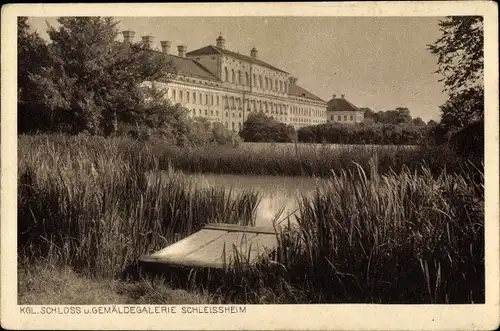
xmin=125 ymin=32 xmax=328 ymax=131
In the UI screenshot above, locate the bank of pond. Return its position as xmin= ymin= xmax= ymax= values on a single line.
xmin=17 ymin=135 xmax=484 ymax=304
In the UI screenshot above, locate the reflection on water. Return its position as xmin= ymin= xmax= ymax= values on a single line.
xmin=182 ymin=173 xmax=321 ymax=226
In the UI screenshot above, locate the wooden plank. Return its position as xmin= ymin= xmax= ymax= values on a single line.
xmin=139 ymin=223 xmax=280 ymax=269
xmin=203 ymin=223 xmax=276 ymax=235
xmin=148 ymin=229 xmax=226 ymax=260
xmin=182 ymin=231 xmax=259 ymax=266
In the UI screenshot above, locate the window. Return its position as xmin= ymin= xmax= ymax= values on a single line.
xmin=232 ymin=122 xmax=235 ymax=130
xmin=205 ymin=109 xmax=208 ymax=116
xmin=279 ymin=81 xmax=283 ymax=92
xmin=225 ymin=122 xmax=228 ymax=128
xmin=211 ymin=95 xmax=214 ymax=105
xmin=217 ymin=96 xmax=220 ymax=105
xmin=350 ymin=115 xmax=354 ymax=121
xmin=179 ymin=91 xmax=183 ymax=102
xmin=338 ymin=115 xmax=341 ymax=121
xmin=265 ymin=77 xmax=268 ymax=89
xmin=216 ymin=110 xmax=219 ymax=116
xmin=192 ymin=92 xmax=196 ymax=104
xmin=344 ymin=115 xmax=347 ymax=121
xmin=205 ymin=94 xmax=208 ymax=105
xmin=172 ymin=89 xmax=176 ymax=101
xmin=199 ymin=109 xmax=202 ymax=116
xmin=275 ymin=79 xmax=278 ymax=91
xmin=238 ymin=122 xmax=241 ymax=131
xmin=238 ymin=70 xmax=241 ymax=84
xmin=259 ymin=76 xmax=263 ymax=87
xmin=198 ymin=93 xmax=202 ymax=104
xmin=245 ymin=72 xmax=249 ymax=85
xmin=231 ymin=69 xmax=235 ymax=83
xmin=186 ymin=91 xmax=190 ymax=102
xmin=211 ymin=110 xmax=213 ymax=116
xmin=224 ymin=67 xmax=229 ymax=82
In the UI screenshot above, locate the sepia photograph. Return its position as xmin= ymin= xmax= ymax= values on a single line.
xmin=2 ymin=2 xmax=499 ymax=330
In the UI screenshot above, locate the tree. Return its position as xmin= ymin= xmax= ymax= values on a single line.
xmin=411 ymin=117 xmax=426 ymax=126
xmin=428 ymin=16 xmax=484 ymax=129
xmin=17 ymin=17 xmax=52 ymax=132
xmin=378 ymin=108 xmax=412 ymax=125
xmin=28 ymin=17 xmax=176 ymax=134
xmin=360 ymin=107 xmax=378 ymax=124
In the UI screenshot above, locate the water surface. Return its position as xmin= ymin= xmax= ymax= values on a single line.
xmin=182 ymin=173 xmax=321 ymax=226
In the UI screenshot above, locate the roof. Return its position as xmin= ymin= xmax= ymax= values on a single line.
xmin=186 ymin=45 xmax=289 ymax=74
xmin=327 ymin=97 xmax=360 ymax=112
xmin=116 ymin=42 xmax=220 ymax=82
xmin=288 ymin=84 xmax=325 ymax=102
xmin=164 ymin=53 xmax=220 ymax=81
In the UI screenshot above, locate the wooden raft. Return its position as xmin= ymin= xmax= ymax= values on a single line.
xmin=139 ymin=223 xmax=278 ymax=269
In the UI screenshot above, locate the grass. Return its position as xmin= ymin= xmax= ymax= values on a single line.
xmin=18 ymin=263 xmax=219 ymax=305
xmin=17 ymin=134 xmax=484 ymax=304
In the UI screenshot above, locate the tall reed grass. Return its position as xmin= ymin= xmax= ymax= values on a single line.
xmin=261 ymin=161 xmax=484 ymax=303
xmin=18 ymin=135 xmax=261 ymax=278
xmin=23 ymin=134 xmax=468 ymax=178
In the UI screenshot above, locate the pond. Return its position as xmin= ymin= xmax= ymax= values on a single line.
xmin=182 ymin=173 xmax=322 ymax=226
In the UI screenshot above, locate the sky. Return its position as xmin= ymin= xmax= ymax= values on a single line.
xmin=27 ymin=16 xmax=448 ymax=122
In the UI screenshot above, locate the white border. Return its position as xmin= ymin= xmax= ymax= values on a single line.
xmin=2 ymin=2 xmax=499 ymax=330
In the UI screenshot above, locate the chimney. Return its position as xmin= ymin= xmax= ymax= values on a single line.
xmin=122 ymin=30 xmax=135 ymax=44
xmin=141 ymin=35 xmax=154 ymax=49
xmin=216 ymin=34 xmax=225 ymax=49
xmin=177 ymin=45 xmax=187 ymax=57
xmin=341 ymin=94 xmax=345 ymax=98
xmin=332 ymin=94 xmax=337 ymax=99
xmin=160 ymin=40 xmax=171 ymax=54
xmin=250 ymin=47 xmax=258 ymax=58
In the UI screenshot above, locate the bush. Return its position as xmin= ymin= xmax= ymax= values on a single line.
xmin=240 ymin=112 xmax=296 ymax=143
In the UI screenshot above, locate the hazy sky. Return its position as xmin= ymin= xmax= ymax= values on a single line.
xmin=28 ymin=16 xmax=448 ymax=122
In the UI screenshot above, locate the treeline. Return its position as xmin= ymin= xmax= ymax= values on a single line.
xmin=17 ymin=17 xmax=239 ymax=145
xmin=297 ymin=122 xmax=432 ymax=145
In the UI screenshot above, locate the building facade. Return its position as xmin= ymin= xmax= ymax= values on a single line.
xmin=326 ymin=94 xmax=365 ymax=124
xmin=127 ymin=32 xmax=328 ymax=131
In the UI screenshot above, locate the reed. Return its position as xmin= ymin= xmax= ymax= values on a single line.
xmin=264 ymin=161 xmax=484 ymax=303
xmin=19 ymin=134 xmax=467 ymax=178
xmin=18 ymin=135 xmax=261 ymax=279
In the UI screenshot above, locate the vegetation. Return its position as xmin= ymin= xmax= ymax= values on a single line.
xmin=297 ymin=122 xmax=431 ymax=145
xmin=427 ymin=16 xmax=484 ymax=145
xmin=239 ymin=112 xmax=296 ymax=142
xmin=18 ymin=135 xmax=483 ymax=304
xmin=18 ymin=135 xmax=260 ymax=279
xmin=280 ymin=163 xmax=484 ymax=303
